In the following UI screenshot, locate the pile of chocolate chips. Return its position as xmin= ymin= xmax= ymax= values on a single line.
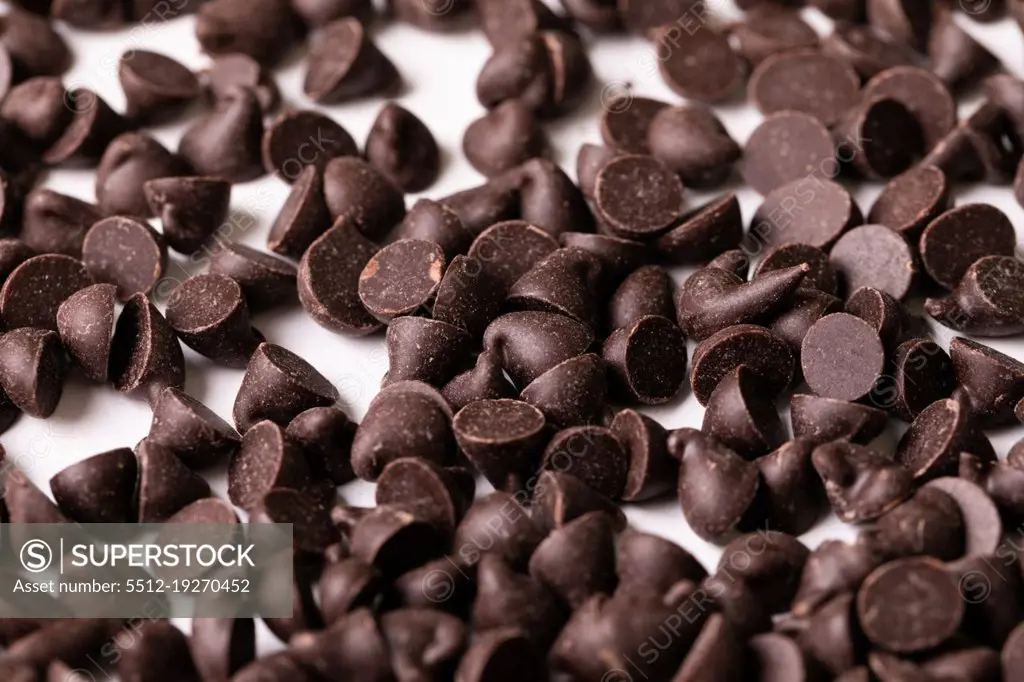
xmin=2 ymin=0 xmax=1024 ymax=680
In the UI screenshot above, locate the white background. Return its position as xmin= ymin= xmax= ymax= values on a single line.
xmin=3 ymin=0 xmax=1024 ymax=657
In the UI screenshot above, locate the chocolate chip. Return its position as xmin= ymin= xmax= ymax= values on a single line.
xmin=750 ymin=50 xmax=861 ymax=128
xmin=323 ymin=156 xmax=406 ymax=240
xmin=677 ymin=264 xmax=808 ymax=341
xmin=209 ymin=242 xmax=297 ymax=313
xmin=463 ymin=99 xmax=545 ymax=179
xmin=670 ymin=429 xmax=760 ymax=541
xmin=655 ymin=23 xmax=742 ymax=102
xmin=926 ymin=476 xmax=1003 ymax=556
xmin=835 ymin=97 xmax=925 ymax=179
xmin=227 ymin=420 xmax=311 ymax=509
xmin=756 ymin=244 xmax=839 ymax=296
xmin=50 ymin=447 xmax=138 ymax=523
xmin=813 ymin=441 xmax=915 ymax=523
xmin=867 ymin=166 xmax=950 ymax=242
xmin=647 ymin=105 xmax=741 ymax=188
xmin=394 ymin=200 xmax=471 ymax=261
xmin=149 ymin=387 xmax=240 ymax=470
xmin=432 ymin=255 xmax=504 ymax=337
xmin=499 ymin=158 xmax=592 ymax=238
xmin=439 ymin=182 xmax=518 ymax=236
xmin=561 ymin=231 xmax=650 ymax=287
xmin=984 ymin=73 xmax=1024 ymax=141
xmin=616 ymin=527 xmax=707 ymax=596
xmin=81 ymin=216 xmax=167 ymax=300
xmin=250 ymin=487 xmax=339 ymax=555
xmin=520 ymin=353 xmax=606 ymax=427
xmin=43 ymin=88 xmax=128 ymax=166
xmin=926 ymin=255 xmax=1024 ymax=336
xmin=822 ymin=23 xmax=918 ymax=80
xmin=928 ymin=8 xmax=1000 ymax=92
xmin=221 ymin=653 xmax=308 ymax=682
xmin=453 ymin=398 xmax=546 ymax=493
xmin=453 ymin=491 xmax=543 ymax=569
xmin=508 ymin=247 xmax=601 ymax=326
xmin=795 ymin=593 xmax=863 ymax=675
xmin=135 ymin=439 xmax=211 ymax=522
xmin=703 ymin=366 xmax=785 ymax=460
xmin=364 ymin=102 xmax=439 ymax=193
xmin=618 ymin=0 xmax=705 ymax=35
xmin=845 ymin=286 xmax=904 ymax=348
xmin=830 ymin=224 xmax=916 ymax=300
xmin=358 ymin=239 xmax=445 ymax=322
xmin=4 ymin=620 xmax=118 ymax=672
xmin=609 ymin=265 xmax=675 ymax=331
xmin=857 ymin=557 xmax=963 ymax=653
xmin=656 ymin=193 xmax=744 ymax=265
xmin=473 ymin=553 xmax=567 ymax=648
xmin=385 ymin=317 xmax=474 ymax=387
xmin=117 ymin=621 xmax=200 ymax=682
xmin=232 ymin=343 xmax=337 ymax=432
xmin=470 ymin=222 xmax=561 ymax=298
xmin=195 ymin=0 xmax=299 ymax=66
xmin=118 ymin=49 xmax=200 ymax=122
xmin=0 ymin=240 xmax=34 ymax=290
xmin=790 ymin=393 xmax=889 ymax=446
xmin=923 ymin=648 xmax=1003 ymax=682
xmin=349 ymin=505 xmax=444 ymax=577
xmin=754 ymin=439 xmax=826 ymax=535
xmin=896 ymin=398 xmax=992 ymax=481
xmin=189 ymin=618 xmax=256 ymax=682
xmin=178 ymin=86 xmax=265 ymax=183
xmin=529 ymin=511 xmax=617 ymax=609
xmin=1 ymin=253 xmax=92 ymax=332
xmin=109 ymin=293 xmax=186 ymax=403
xmin=923 ymin=104 xmax=1017 ymax=184
xmin=742 ymin=112 xmax=837 ymax=195
xmin=456 ymin=628 xmax=543 ymax=682
xmin=478 ymin=32 xmax=590 ymax=118
xmin=543 ymin=425 xmax=628 ymax=499
xmin=750 ymin=178 xmax=862 ymax=254
xmin=576 ymin=143 xmax=621 ymax=198
xmin=558 ymin=0 xmax=618 ymax=29
xmin=864 ymin=68 xmax=956 ymax=151
xmin=261 ymin=109 xmax=358 ymax=183
xmin=879 ymin=338 xmax=956 ymax=420
xmin=56 ymin=283 xmax=115 ymax=382
xmin=792 ymin=539 xmax=884 ymax=617
xmin=870 ymin=486 xmax=965 ymax=561
xmin=483 ymin=310 xmax=592 ymax=388
xmin=144 ymin=176 xmax=232 ymax=255
xmin=376 ymin=458 xmax=472 ymax=540
xmin=772 ymin=289 xmax=845 ymax=355
xmin=319 ymin=557 xmax=383 ymax=625
xmin=594 ymin=154 xmax=685 ymax=239
xmin=600 ymin=96 xmax=667 ymax=154
xmin=730 ymin=6 xmax=819 ymax=65
xmin=801 ymin=313 xmax=886 ymax=402
xmin=951 ymin=337 xmax=1024 ymax=428
xmin=949 ymin=552 xmax=1024 ymax=647
xmin=867 ymin=0 xmax=932 ymax=49
xmin=603 ymin=315 xmax=687 ymax=405
xmin=352 ymin=382 xmax=455 ymax=480
xmin=921 ymin=204 xmax=1016 ymax=291
xmin=532 ymin=469 xmax=625 ymax=535
xmin=297 ymin=221 xmax=382 ymax=336
xmin=442 ymin=351 xmax=516 ymax=411
xmin=286 ymin=405 xmax=355 ymax=485
xmin=1 ymin=9 xmax=72 ymax=78
xmin=691 ymin=324 xmax=795 ymax=405
xmin=304 ymin=17 xmax=399 ymax=103
xmin=0 ymin=326 xmax=64 ymax=418
xmin=611 ymin=408 xmax=674 ymax=502
xmin=1 ymin=77 xmax=72 ymax=150
xmin=674 ymin=613 xmax=746 ymax=681
xmin=167 ymin=273 xmax=262 ymax=368
xmin=203 ymin=52 xmax=280 ymax=112
xmin=750 ymin=633 xmax=813 ymax=682
xmin=380 ymin=609 xmax=467 ymax=682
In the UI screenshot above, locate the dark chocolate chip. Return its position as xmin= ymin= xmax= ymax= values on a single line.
xmin=845 ymin=286 xmax=904 ymax=348
xmin=594 ymin=154 xmax=685 ymax=240
xmin=441 ymin=351 xmax=516 ymax=411
xmin=792 ymin=539 xmax=884 ymax=617
xmin=508 ymin=247 xmax=601 ymax=326
xmin=358 ymin=239 xmax=445 ymax=322
xmin=213 ymin=653 xmax=308 ymax=682
xmin=144 ymin=176 xmax=232 ymax=255
xmin=250 ymin=487 xmax=339 ymax=555
xmin=801 ymin=313 xmax=886 ymax=402
xmin=261 ymin=109 xmax=358 ymax=183
xmin=866 ymin=0 xmax=932 ymax=49
xmin=456 ymin=628 xmax=543 ymax=682
xmin=117 ymin=621 xmax=200 ymax=682
xmin=600 ymin=95 xmax=667 ymax=154
xmin=756 ymin=244 xmax=839 ymax=295
xmin=749 ymin=177 xmax=863 ymax=252
xmin=476 ymin=0 xmax=570 ymax=46
xmin=750 ymin=633 xmax=813 ymax=682
xmin=730 ymin=6 xmax=819 ymax=65
xmin=203 ymin=53 xmax=280 ymax=112
xmin=771 ymin=289 xmax=845 ymax=354
xmin=227 ymin=420 xmax=311 ymax=509
xmin=532 ymin=469 xmax=625 ymax=535
xmin=677 ymin=264 xmax=808 ymax=341
xmin=463 ymin=99 xmax=545 ymax=179
xmin=519 ymin=353 xmax=605 ymax=427
xmin=232 ymin=342 xmax=337 ymax=432
xmin=483 ymin=310 xmax=592 ymax=388
xmin=790 ymin=393 xmax=889 ymax=446
xmin=303 ymin=17 xmax=399 ymax=103
xmin=813 ymin=441 xmax=915 ymax=523
xmin=674 ymin=613 xmax=746 ymax=681
xmin=560 ymin=232 xmax=650 ymax=288
xmin=497 ymin=158 xmax=592 ymax=239
xmin=189 ymin=618 xmax=256 ymax=682
xmin=466 ymin=220 xmax=559 ymax=294
xmin=834 ymin=98 xmax=925 ymax=180
xmin=194 ymin=0 xmax=299 ymax=66
xmin=379 ymin=609 xmax=467 ymax=682
xmin=1 ymin=77 xmax=73 ymax=150
xmin=385 ymin=317 xmax=474 ymax=387
xmin=821 ymin=23 xmax=918 ymax=80
xmin=609 ymin=265 xmax=675 ymax=331
xmin=1 ymin=9 xmax=72 ymax=77
xmin=365 ymin=102 xmax=439 ymax=193
xmin=603 ymin=315 xmax=688 ymax=405
xmin=349 ymin=505 xmax=444 ymax=577
xmin=1 ymin=253 xmax=93 ymax=332
xmin=750 ymin=50 xmax=861 ymax=128
xmin=670 ymin=429 xmax=760 ymax=541
xmin=453 ymin=491 xmax=543 ymax=569
xmin=352 ymin=382 xmax=455 ymax=480
xmin=50 ymin=448 xmax=138 ymax=523
xmin=453 ymin=398 xmax=546 ymax=493
xmin=928 ymin=8 xmax=1000 ymax=92
xmin=926 ymin=476 xmax=1003 ymax=556
xmin=691 ymin=324 xmax=795 ymax=405
xmin=755 ymin=439 xmax=826 ymax=535
xmin=438 ymin=182 xmax=518 ymax=236
xmin=166 ymin=273 xmax=261 ymax=368
xmin=432 ymin=255 xmax=504 ymax=337
xmin=478 ymin=32 xmax=590 ymax=118
xmin=0 ymin=327 xmax=64 ymax=418
xmin=611 ymin=408 xmax=674 ymax=502
xmin=863 ymin=67 xmax=956 ymax=151
xmin=656 ymin=193 xmax=744 ymax=266
xmin=868 ymin=164 xmax=950 ymax=240
xmin=178 ymin=86 xmax=265 ymax=183
xmin=951 ymin=337 xmax=1024 ymax=428
xmin=878 ymin=338 xmax=956 ymax=419
xmin=81 ymin=216 xmax=167 ymax=300
xmin=647 ymin=105 xmax=741 ymax=188
xmin=896 ymin=398 xmax=992 ymax=481
xmin=922 ymin=648 xmax=1002 ymax=682
xmin=869 ymin=486 xmax=965 ymax=560
xmin=118 ymin=49 xmax=200 ymax=122
xmin=43 ymin=88 xmax=128 ymax=166
xmin=149 ymin=387 xmax=240 ymax=470
xmin=920 ymin=204 xmax=1016 ymax=290
xmin=286 ymin=405 xmax=355 ymax=485
xmin=55 ymin=283 xmax=115 ymax=383
xmin=323 ymin=156 xmax=406 ymax=241
xmin=543 ymin=425 xmax=628 ymax=500
xmin=703 ymin=366 xmax=785 ymax=460
xmin=473 ymin=553 xmax=566 ymax=648
xmin=394 ymin=199 xmax=471 ymax=262
xmin=376 ymin=457 xmax=472 ymax=539
xmin=109 ymin=293 xmax=185 ymax=403
xmin=319 ymin=557 xmax=383 ymax=625
xmin=742 ymin=112 xmax=837 ymax=195
xmin=135 ymin=439 xmax=211 ymax=522
xmin=857 ymin=556 xmax=963 ymax=653
xmin=794 ymin=593 xmax=863 ymax=676
xmin=925 ymin=255 xmax=1024 ymax=337
xmin=297 ymin=221 xmax=382 ymax=336
xmin=576 ymin=143 xmax=621 ymax=198
xmin=529 ymin=511 xmax=617 ymax=609
xmin=209 ymin=242 xmax=297 ymax=313
xmin=617 ymin=528 xmax=707 ymax=596
xmin=830 ymin=224 xmax=916 ymax=300
xmin=0 ymin=240 xmax=35 ymax=290
xmin=655 ymin=23 xmax=742 ymax=102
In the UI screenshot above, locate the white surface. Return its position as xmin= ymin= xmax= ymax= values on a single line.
xmin=3 ymin=0 xmax=1024 ymax=657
